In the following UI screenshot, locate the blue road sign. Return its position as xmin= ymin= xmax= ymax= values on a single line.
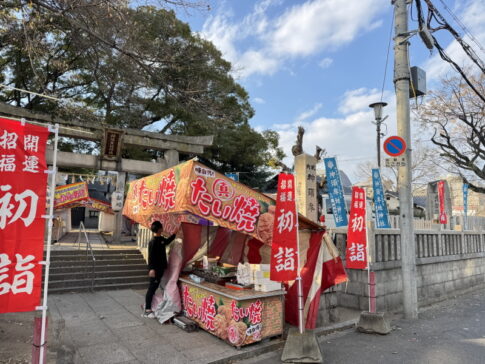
xmin=383 ymin=136 xmax=407 ymax=157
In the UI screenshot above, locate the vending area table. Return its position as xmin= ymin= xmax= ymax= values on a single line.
xmin=179 ymin=276 xmax=285 ymax=348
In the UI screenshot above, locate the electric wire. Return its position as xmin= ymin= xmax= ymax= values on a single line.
xmin=0 ymin=83 xmax=62 ymax=102
xmin=0 ymin=113 xmax=97 ymax=136
xmin=423 ymin=0 xmax=485 ymax=74
xmin=380 ymin=12 xmax=394 ymax=102
xmin=437 ymin=0 xmax=485 ymax=56
xmin=415 ymin=0 xmax=485 ymax=103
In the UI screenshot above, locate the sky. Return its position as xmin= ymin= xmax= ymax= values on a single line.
xmin=176 ymin=0 xmax=485 ymax=182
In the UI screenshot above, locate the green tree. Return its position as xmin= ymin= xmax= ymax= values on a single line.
xmin=0 ymin=1 xmax=284 ymax=186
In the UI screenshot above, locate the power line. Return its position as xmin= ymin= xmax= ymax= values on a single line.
xmin=431 ymin=37 xmax=485 ymax=103
xmin=437 ymin=0 xmax=485 ymax=56
xmin=423 ymin=0 xmax=485 ymax=74
xmin=0 ymin=83 xmax=62 ymax=102
xmin=380 ymin=13 xmax=394 ymax=102
xmin=415 ymin=0 xmax=485 ymax=103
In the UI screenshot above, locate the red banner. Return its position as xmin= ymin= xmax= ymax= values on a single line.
xmin=270 ymin=173 xmax=298 ymax=281
xmin=345 ymin=186 xmax=368 ymax=269
xmin=0 ymin=118 xmax=49 ymax=313
xmin=438 ymin=180 xmax=447 ymax=224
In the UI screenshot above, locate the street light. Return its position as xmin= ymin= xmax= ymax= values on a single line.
xmin=369 ymin=102 xmax=388 ymax=168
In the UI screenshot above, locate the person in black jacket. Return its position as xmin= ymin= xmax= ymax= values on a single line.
xmin=142 ymin=221 xmax=176 ymax=318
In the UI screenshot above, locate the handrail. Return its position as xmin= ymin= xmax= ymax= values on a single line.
xmin=76 ymin=222 xmax=96 ymax=291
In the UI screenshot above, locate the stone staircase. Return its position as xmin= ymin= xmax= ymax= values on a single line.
xmin=46 ymin=249 xmax=148 ymax=294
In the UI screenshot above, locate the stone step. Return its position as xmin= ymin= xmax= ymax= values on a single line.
xmin=49 ymin=263 xmax=147 ymax=274
xmin=48 ymin=258 xmax=146 ymax=268
xmin=48 ymin=275 xmax=147 ymax=290
xmin=48 ymin=253 xmax=144 ymax=262
xmin=49 ymin=269 xmax=147 ymax=281
xmin=46 ymin=249 xmax=141 ymax=256
xmin=48 ymin=281 xmax=148 ymax=294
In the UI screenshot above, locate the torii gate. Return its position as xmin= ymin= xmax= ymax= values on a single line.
xmin=0 ymin=102 xmax=214 ymax=241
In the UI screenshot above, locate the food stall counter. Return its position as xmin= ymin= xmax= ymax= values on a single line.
xmin=179 ymin=276 xmax=285 ymax=347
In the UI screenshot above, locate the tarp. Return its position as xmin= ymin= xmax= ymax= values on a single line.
xmin=54 ymin=182 xmax=113 ymax=214
xmin=123 ymin=159 xmax=321 ymax=242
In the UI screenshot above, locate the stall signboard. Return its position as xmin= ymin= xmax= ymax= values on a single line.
xmin=54 ymin=182 xmax=113 ymax=214
xmin=438 ymin=180 xmax=447 ymax=224
xmin=123 ymin=160 xmax=276 ymax=242
xmin=54 ymin=182 xmax=89 ymax=208
xmin=323 ymin=157 xmax=348 ymax=227
xmin=180 ymin=281 xmax=283 ymax=347
xmin=0 ymin=117 xmax=49 ymax=313
xmin=345 ymin=186 xmax=368 ymax=269
xmin=371 ymin=169 xmax=391 ymax=228
xmin=87 ymin=198 xmax=113 ymax=214
xmin=270 ymin=173 xmax=298 ymax=281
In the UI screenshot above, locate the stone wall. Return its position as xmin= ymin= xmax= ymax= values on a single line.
xmin=330 ymin=228 xmax=485 ymax=313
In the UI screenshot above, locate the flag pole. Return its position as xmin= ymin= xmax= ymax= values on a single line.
xmin=364 ymin=187 xmax=376 ymax=313
xmin=365 ymin=187 xmax=371 ymax=312
xmin=294 ymin=173 xmax=304 ymax=334
xmin=38 ymin=124 xmax=59 ymax=364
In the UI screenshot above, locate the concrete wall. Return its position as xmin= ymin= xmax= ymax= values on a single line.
xmin=329 ymin=228 xmax=485 ymax=314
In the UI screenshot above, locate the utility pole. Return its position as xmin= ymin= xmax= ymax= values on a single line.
xmin=393 ymin=0 xmax=418 ymax=319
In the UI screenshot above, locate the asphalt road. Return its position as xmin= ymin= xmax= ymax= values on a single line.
xmin=241 ymin=289 xmax=485 ymax=364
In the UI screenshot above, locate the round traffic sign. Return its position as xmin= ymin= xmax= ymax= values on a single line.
xmin=383 ymin=136 xmax=406 ymax=157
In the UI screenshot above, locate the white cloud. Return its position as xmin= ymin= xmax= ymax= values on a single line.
xmin=296 ymin=103 xmax=322 ymax=124
xmin=269 ymin=0 xmax=385 ymax=57
xmin=236 ymin=50 xmax=279 ymax=78
xmin=253 ymin=97 xmax=266 ymax=104
xmin=200 ymin=11 xmax=239 ymax=63
xmin=200 ymin=0 xmax=388 ymax=78
xmin=269 ymin=88 xmax=397 ymax=181
xmin=422 ymin=0 xmax=485 ymax=83
xmin=338 ymin=88 xmax=393 ymax=115
xmin=318 ymin=57 xmax=333 ymax=69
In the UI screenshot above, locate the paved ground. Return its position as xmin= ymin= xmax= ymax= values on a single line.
xmin=49 ymin=289 xmax=285 ymax=364
xmin=240 ymin=289 xmax=485 ymax=364
xmin=0 ymin=311 xmax=35 ymax=364
xmin=3 ymin=288 xmax=485 ymax=363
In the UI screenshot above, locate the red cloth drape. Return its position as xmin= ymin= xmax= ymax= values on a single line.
xmin=222 ymin=232 xmax=246 ymax=265
xmin=208 ymin=227 xmax=231 ymax=258
xmin=181 ymin=223 xmax=202 ymax=267
xmin=246 ymin=238 xmax=264 ymax=264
